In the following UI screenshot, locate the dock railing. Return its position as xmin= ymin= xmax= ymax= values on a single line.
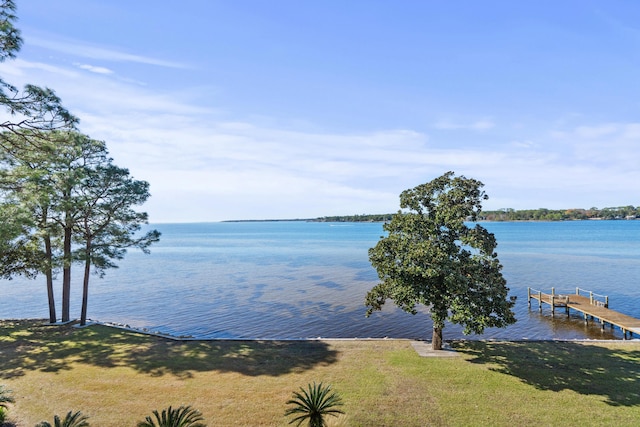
xmin=576 ymin=287 xmax=609 ymax=308
xmin=527 ymin=287 xmax=570 ymax=313
xmin=528 ymin=286 xmax=640 ymax=339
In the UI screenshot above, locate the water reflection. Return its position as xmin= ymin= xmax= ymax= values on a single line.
xmin=2 ymin=221 xmax=639 ymax=340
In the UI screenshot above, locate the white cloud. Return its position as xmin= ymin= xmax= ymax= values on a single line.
xmin=574 ymin=124 xmax=619 ymax=139
xmin=509 ymin=140 xmax=537 ymax=149
xmin=433 ymin=118 xmax=495 ymax=131
xmin=1 ymin=56 xmax=639 ymax=221
xmin=75 ymin=63 xmax=114 ymax=75
xmin=0 ymin=58 xmax=78 ymax=79
xmin=26 ymin=34 xmax=188 ymax=69
xmin=550 ymin=123 xmax=640 ymax=172
xmin=471 ymin=120 xmax=496 ymax=131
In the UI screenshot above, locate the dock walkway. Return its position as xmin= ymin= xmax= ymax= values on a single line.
xmin=528 ymin=287 xmax=640 ymax=339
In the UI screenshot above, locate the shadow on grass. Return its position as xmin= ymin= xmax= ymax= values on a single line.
xmin=0 ymin=320 xmax=338 ymax=380
xmin=453 ymin=340 xmax=640 ymax=407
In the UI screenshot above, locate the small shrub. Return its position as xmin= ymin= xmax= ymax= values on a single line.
xmin=0 ymin=385 xmax=14 ymax=410
xmin=285 ymin=382 xmax=345 ymax=427
xmin=35 ymin=410 xmax=90 ymax=427
xmin=136 ymin=405 xmax=206 ymax=427
xmin=0 ymin=385 xmax=14 ymax=426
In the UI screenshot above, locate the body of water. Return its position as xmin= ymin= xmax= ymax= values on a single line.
xmin=2 ymin=220 xmax=640 ymax=341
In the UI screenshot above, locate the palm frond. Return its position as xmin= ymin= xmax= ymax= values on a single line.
xmin=0 ymin=385 xmax=14 ymax=409
xmin=35 ymin=410 xmax=90 ymax=427
xmin=137 ymin=405 xmax=206 ymax=427
xmin=285 ymin=382 xmax=344 ymax=427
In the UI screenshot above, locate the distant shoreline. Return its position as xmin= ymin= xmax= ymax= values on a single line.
xmin=221 ymin=206 xmax=640 ymax=223
xmin=222 ymin=215 xmax=640 ymax=223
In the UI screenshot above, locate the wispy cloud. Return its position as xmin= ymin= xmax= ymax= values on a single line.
xmin=75 ymin=63 xmax=113 ymax=75
xmin=26 ymin=34 xmax=189 ymax=69
xmin=0 ymin=58 xmax=78 ymax=79
xmin=1 ymin=56 xmax=638 ymax=221
xmin=551 ymin=123 xmax=640 ymax=171
xmin=432 ymin=119 xmax=495 ymax=131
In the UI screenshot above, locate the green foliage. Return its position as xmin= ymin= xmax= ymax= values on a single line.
xmin=74 ymin=162 xmax=160 ymax=275
xmin=0 ymin=0 xmax=21 ymax=61
xmin=72 ymin=155 xmax=161 ymax=326
xmin=136 ymin=405 xmax=206 ymax=427
xmin=284 ymin=382 xmax=345 ymax=427
xmin=366 ymin=172 xmax=516 ymax=349
xmin=0 ymin=383 xmax=13 ymax=424
xmin=0 ymin=201 xmax=41 ymax=279
xmin=0 ymin=129 xmax=159 ymax=324
xmin=312 ymin=207 xmax=640 ymax=223
xmin=0 ymin=384 xmax=14 ymax=409
xmin=0 ymin=1 xmax=76 ymax=135
xmin=35 ymin=410 xmax=90 ymax=427
xmin=482 ymin=206 xmax=640 ymax=221
xmin=313 ymin=213 xmax=394 ymax=222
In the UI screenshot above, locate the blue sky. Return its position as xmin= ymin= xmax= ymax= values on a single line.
xmin=1 ymin=1 xmax=639 ymax=222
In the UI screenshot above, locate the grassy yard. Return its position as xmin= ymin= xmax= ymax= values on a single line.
xmin=1 ymin=320 xmax=640 ymax=426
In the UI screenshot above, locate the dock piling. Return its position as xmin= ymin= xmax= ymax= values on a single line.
xmin=538 ymin=290 xmax=542 ymax=311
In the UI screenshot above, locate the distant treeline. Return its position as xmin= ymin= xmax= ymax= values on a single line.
xmin=482 ymin=206 xmax=640 ymax=221
xmin=312 ymin=214 xmax=394 ymax=222
xmin=312 ymin=206 xmax=640 ymax=222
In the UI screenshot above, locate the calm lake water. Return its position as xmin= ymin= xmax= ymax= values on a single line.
xmin=2 ymin=220 xmax=640 ymax=341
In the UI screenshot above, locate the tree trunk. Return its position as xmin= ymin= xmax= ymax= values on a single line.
xmin=80 ymin=238 xmax=92 ymax=326
xmin=61 ymin=223 xmax=72 ymax=322
xmin=432 ymin=325 xmax=443 ymax=350
xmin=44 ymin=234 xmax=56 ymax=323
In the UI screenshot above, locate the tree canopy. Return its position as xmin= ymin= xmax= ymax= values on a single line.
xmin=365 ymin=171 xmax=516 ymax=350
xmin=0 ymin=130 xmax=159 ymax=324
xmin=0 ymin=1 xmax=76 ymax=137
xmin=75 ymin=162 xmax=160 ymax=325
xmin=0 ymin=3 xmax=155 ymax=324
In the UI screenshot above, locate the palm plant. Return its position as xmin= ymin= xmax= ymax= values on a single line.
xmin=136 ymin=405 xmax=206 ymax=427
xmin=284 ymin=382 xmax=345 ymax=427
xmin=0 ymin=385 xmax=14 ymax=425
xmin=35 ymin=410 xmax=90 ymax=427
xmin=0 ymin=385 xmax=14 ymax=409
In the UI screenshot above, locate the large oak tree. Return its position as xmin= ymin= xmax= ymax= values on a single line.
xmin=365 ymin=171 xmax=516 ymax=350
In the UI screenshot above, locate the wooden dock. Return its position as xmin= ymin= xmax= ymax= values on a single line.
xmin=528 ymin=287 xmax=640 ymax=339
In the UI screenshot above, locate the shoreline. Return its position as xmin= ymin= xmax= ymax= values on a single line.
xmin=8 ymin=318 xmax=637 ymax=344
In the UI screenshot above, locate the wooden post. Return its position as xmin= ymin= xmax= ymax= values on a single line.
xmin=527 ymin=287 xmax=531 ymax=308
xmin=538 ymin=291 xmax=542 ymax=311
xmin=551 ymin=287 xmax=555 ymax=296
xmin=605 ymin=296 xmax=609 ymax=308
xmin=590 ymin=291 xmax=593 ymax=305
xmin=551 ymin=295 xmax=555 ymax=316
xmin=576 ymin=287 xmax=579 ymax=295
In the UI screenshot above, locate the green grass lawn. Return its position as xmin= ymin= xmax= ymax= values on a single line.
xmin=1 ymin=320 xmax=639 ymax=426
